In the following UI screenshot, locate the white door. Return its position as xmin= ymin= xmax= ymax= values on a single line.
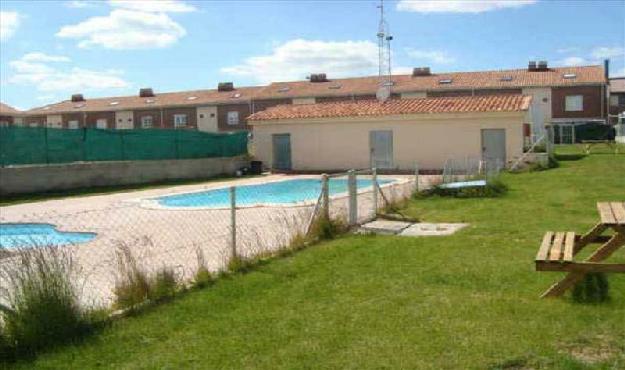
xmin=370 ymin=130 xmax=393 ymax=169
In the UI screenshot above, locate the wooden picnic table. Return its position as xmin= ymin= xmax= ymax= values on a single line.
xmin=581 ymin=140 xmax=620 ymax=154
xmin=536 ymin=202 xmax=625 ymax=297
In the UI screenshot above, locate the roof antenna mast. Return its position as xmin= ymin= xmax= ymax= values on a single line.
xmin=376 ymin=0 xmax=393 ymax=102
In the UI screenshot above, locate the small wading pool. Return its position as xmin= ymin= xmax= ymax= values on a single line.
xmin=154 ymin=178 xmax=395 ymax=208
xmin=0 ymin=223 xmax=96 ymax=249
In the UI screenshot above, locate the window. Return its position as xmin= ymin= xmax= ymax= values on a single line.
xmin=227 ymin=111 xmax=239 ymax=125
xmin=0 ymin=121 xmax=9 ymax=127
xmin=96 ymin=118 xmax=107 ymax=129
xmin=29 ymin=122 xmax=39 ymax=127
xmin=618 ymin=95 xmax=625 ymax=106
xmin=565 ymin=95 xmax=583 ymax=112
xmin=68 ymin=120 xmax=80 ymax=129
xmin=174 ymin=114 xmax=187 ymax=128
xmin=141 ymin=115 xmax=153 ymax=128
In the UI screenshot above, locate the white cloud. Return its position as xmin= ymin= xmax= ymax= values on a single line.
xmin=8 ymin=53 xmax=129 ymax=92
xmin=109 ymin=0 xmax=196 ymax=13
xmin=56 ymin=1 xmax=194 ymax=49
xmin=22 ymin=52 xmax=71 ymax=63
xmin=558 ymin=56 xmax=589 ymax=66
xmin=0 ymin=11 xmax=20 ymax=41
xmin=591 ymin=46 xmax=625 ymax=60
xmin=56 ymin=9 xmax=186 ymax=49
xmin=405 ymin=48 xmax=455 ymax=64
xmin=221 ymin=39 xmax=380 ymax=83
xmin=65 ymin=1 xmax=96 ymax=8
xmin=397 ymin=0 xmax=536 ymax=13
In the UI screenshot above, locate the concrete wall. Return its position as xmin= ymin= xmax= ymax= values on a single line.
xmin=251 ymin=112 xmax=526 ymax=171
xmin=0 ymin=156 xmax=249 ymax=196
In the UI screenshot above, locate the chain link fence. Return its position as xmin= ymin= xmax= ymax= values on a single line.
xmin=1 ymin=170 xmax=426 ymax=310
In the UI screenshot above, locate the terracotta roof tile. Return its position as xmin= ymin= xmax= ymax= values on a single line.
xmin=23 ymin=65 xmax=602 ymax=114
xmin=248 ymin=95 xmax=532 ymax=121
xmin=0 ymin=102 xmax=22 ymax=116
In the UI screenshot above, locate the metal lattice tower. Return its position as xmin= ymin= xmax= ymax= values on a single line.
xmin=376 ymin=0 xmax=393 ymax=91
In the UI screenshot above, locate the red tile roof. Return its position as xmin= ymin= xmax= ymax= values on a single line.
xmin=255 ymin=65 xmax=606 ymax=99
xmin=248 ymin=95 xmax=532 ymax=121
xmin=0 ymin=102 xmax=22 ymax=116
xmin=23 ymin=65 xmax=603 ymax=114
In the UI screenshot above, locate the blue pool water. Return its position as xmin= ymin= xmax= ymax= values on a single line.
xmin=156 ymin=178 xmax=394 ymax=208
xmin=0 ymin=223 xmax=96 ymax=249
xmin=440 ymin=180 xmax=487 ymax=189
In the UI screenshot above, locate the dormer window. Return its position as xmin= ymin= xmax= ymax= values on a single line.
xmin=563 ymin=73 xmax=577 ymax=79
xmin=187 ymin=96 xmax=198 ymax=100
xmin=500 ymin=76 xmax=513 ymax=82
xmin=73 ymin=103 xmax=85 ymax=109
xmin=109 ymin=101 xmax=119 ymax=106
xmin=146 ymin=99 xmax=155 ymax=104
xmin=439 ymin=78 xmax=452 ymax=84
xmin=231 ymin=93 xmax=241 ymax=98
xmin=278 ymin=87 xmax=290 ymax=93
xmin=328 ymin=84 xmax=342 ymax=89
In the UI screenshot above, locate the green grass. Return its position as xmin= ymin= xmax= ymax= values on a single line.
xmin=0 ymin=175 xmax=259 ymax=206
xmin=7 ymin=154 xmax=625 ymax=369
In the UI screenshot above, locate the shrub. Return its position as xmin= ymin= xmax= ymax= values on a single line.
xmin=420 ymin=177 xmax=508 ymax=198
xmin=308 ymin=215 xmax=348 ymax=241
xmin=147 ymin=268 xmax=178 ymax=303
xmin=572 ymin=273 xmax=610 ymax=303
xmin=1 ymin=247 xmax=89 ymax=356
xmin=193 ymin=248 xmax=214 ymax=289
xmin=227 ymin=255 xmax=256 ymax=274
xmin=193 ymin=266 xmax=214 ymax=288
xmin=113 ymin=245 xmax=150 ymax=310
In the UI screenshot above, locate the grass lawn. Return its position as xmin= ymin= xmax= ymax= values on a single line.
xmin=8 ymin=153 xmax=625 ymax=369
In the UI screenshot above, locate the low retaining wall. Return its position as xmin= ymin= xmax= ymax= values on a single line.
xmin=0 ymin=156 xmax=249 ymax=196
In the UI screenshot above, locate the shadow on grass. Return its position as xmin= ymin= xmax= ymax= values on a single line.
xmin=555 ymin=154 xmax=587 ymax=161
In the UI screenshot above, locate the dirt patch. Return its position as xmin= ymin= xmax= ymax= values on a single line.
xmin=559 ymin=334 xmax=623 ymax=365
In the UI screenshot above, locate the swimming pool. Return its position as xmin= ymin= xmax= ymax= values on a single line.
xmin=154 ymin=178 xmax=394 ymax=208
xmin=0 ymin=223 xmax=96 ymax=249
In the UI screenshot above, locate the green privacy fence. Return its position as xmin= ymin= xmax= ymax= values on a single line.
xmin=0 ymin=127 xmax=248 ymax=166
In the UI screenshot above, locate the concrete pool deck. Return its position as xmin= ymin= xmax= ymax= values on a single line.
xmin=0 ymin=173 xmax=437 ymax=307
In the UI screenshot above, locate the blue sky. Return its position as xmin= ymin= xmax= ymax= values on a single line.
xmin=1 ymin=0 xmax=624 ymax=110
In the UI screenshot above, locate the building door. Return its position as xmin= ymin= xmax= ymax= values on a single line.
xmin=272 ymin=134 xmax=292 ymax=170
xmin=481 ymin=129 xmax=506 ymax=169
xmin=370 ymin=130 xmax=393 ymax=169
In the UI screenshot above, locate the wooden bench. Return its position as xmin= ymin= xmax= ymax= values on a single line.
xmin=535 ymin=202 xmax=625 ymax=297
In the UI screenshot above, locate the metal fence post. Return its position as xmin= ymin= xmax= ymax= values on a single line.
xmin=321 ymin=174 xmax=329 ymax=220
xmin=348 ymin=169 xmax=357 ymax=226
xmin=414 ymin=162 xmax=419 ymax=193
xmin=372 ymin=168 xmax=378 ymax=217
xmin=230 ymin=186 xmax=237 ymax=260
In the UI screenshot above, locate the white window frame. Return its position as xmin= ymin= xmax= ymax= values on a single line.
xmin=174 ymin=114 xmax=187 ymax=128
xmin=227 ymin=111 xmax=239 ymax=126
xmin=96 ymin=118 xmax=107 ymax=129
xmin=68 ymin=120 xmax=80 ymax=129
xmin=141 ymin=115 xmax=153 ymax=129
xmin=564 ymin=95 xmax=583 ymax=112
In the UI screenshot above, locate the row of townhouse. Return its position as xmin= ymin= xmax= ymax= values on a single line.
xmin=1 ymin=61 xmax=619 ymax=139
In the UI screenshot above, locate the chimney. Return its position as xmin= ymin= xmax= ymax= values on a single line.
xmin=528 ymin=61 xmax=537 ymax=71
xmin=71 ymin=94 xmax=85 ymax=102
xmin=537 ymin=60 xmax=548 ymax=71
xmin=412 ymin=67 xmax=431 ymax=77
xmin=218 ymin=82 xmax=234 ymax=92
xmin=139 ymin=88 xmax=155 ymax=97
xmin=604 ymin=59 xmax=609 ymax=82
xmin=309 ymin=73 xmax=328 ymax=83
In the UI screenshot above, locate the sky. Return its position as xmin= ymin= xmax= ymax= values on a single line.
xmin=0 ymin=0 xmax=624 ymax=110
